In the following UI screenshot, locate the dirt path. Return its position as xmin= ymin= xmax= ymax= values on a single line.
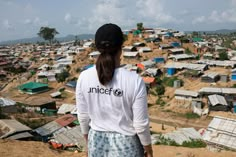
xmin=149 ymin=115 xmax=210 ymax=130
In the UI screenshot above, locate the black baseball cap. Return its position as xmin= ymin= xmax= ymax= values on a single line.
xmin=95 ymin=23 xmax=124 ymax=49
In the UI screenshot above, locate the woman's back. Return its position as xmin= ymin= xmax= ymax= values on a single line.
xmin=76 ymin=23 xmax=152 ymax=157
xmin=77 ymin=66 xmax=148 ymax=136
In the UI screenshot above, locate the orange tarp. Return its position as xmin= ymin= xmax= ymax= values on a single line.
xmin=137 ymin=63 xmax=145 ymax=70
xmin=142 ymin=77 xmax=155 ymax=84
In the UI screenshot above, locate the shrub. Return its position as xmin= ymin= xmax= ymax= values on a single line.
xmin=149 ymin=90 xmax=157 ymax=96
xmin=184 ymin=112 xmax=200 ymax=119
xmin=155 ymin=85 xmax=165 ymax=95
xmin=155 ymin=135 xmax=179 ymax=146
xmin=155 ymin=135 xmax=206 ymax=148
xmin=56 ymin=70 xmax=70 ymax=82
xmin=185 ymin=47 xmax=192 ymax=54
xmin=76 ymin=67 xmax=81 ymax=73
xmin=162 ymin=76 xmax=182 ymax=87
xmin=219 ymin=51 xmax=229 ymax=60
xmin=155 ymin=77 xmax=162 ymax=85
xmin=156 ymin=97 xmax=166 ymax=106
xmin=182 ymin=139 xmax=206 ymax=148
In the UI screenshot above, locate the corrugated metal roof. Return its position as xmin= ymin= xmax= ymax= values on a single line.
xmin=168 ymin=48 xmax=185 ymax=52
xmin=199 ymin=87 xmax=236 ymax=95
xmin=168 ymin=54 xmax=196 ymax=60
xmin=0 ymin=97 xmax=16 ymax=106
xmin=123 ymin=46 xmax=135 ymax=50
xmin=208 ymin=94 xmax=228 ymax=106
xmin=34 ymin=121 xmax=61 ymax=136
xmin=55 ymin=114 xmax=76 ymax=127
xmin=164 ymin=128 xmax=202 ymax=145
xmin=50 ymin=91 xmax=61 ymax=98
xmin=138 ymin=47 xmax=151 ymax=53
xmin=0 ymin=120 xmax=32 ymax=139
xmin=57 ymin=104 xmax=76 ymax=114
xmin=89 ymin=51 xmax=100 ymax=56
xmin=164 ymin=62 xmax=207 ymax=71
xmin=141 ymin=60 xmax=156 ymax=67
xmin=123 ymin=64 xmax=138 ymax=71
xmin=175 ymin=89 xmax=199 ymax=97
xmin=202 ymin=72 xmax=219 ymax=79
xmin=7 ymin=132 xmax=33 ymax=140
xmin=123 ymin=51 xmax=139 ymax=57
xmin=18 ymin=82 xmax=48 ymax=90
xmin=203 ymin=116 xmax=236 ymax=150
xmin=145 ymin=68 xmax=158 ymax=76
xmin=50 ymin=126 xmax=86 ymax=147
xmin=197 ymin=60 xmax=236 ymax=68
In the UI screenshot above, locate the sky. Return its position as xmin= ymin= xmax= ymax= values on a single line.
xmin=0 ymin=0 xmax=236 ymax=41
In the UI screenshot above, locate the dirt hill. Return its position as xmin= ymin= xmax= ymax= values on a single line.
xmin=1 ymin=140 xmax=235 ymax=157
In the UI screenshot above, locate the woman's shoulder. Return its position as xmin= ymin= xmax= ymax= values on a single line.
xmin=79 ymin=66 xmax=96 ymax=79
xmin=117 ymin=68 xmax=142 ymax=81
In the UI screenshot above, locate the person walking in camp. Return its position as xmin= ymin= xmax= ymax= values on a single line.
xmin=76 ymin=23 xmax=153 ymax=157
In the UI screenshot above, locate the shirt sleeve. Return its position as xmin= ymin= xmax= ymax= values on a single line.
xmin=132 ymin=78 xmax=151 ymax=146
xmin=76 ymin=74 xmax=90 ymax=134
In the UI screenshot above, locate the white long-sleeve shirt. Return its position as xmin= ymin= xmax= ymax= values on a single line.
xmin=76 ymin=66 xmax=151 ymax=146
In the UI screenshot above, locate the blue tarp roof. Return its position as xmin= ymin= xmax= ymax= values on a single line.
xmin=171 ymin=42 xmax=181 ymax=47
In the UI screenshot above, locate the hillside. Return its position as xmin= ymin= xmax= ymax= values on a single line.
xmin=1 ymin=140 xmax=235 ymax=157
xmin=0 ymin=34 xmax=94 ymax=45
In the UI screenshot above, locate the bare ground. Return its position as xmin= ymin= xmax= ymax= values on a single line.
xmin=1 ymin=139 xmax=235 ymax=157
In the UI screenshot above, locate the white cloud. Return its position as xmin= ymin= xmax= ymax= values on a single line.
xmin=23 ymin=19 xmax=32 ymax=25
xmin=192 ymin=0 xmax=236 ymax=24
xmin=24 ymin=3 xmax=33 ymax=12
xmin=232 ymin=0 xmax=236 ymax=6
xmin=208 ymin=10 xmax=236 ymax=23
xmin=22 ymin=17 xmax=48 ymax=26
xmin=86 ymin=0 xmax=134 ymax=31
xmin=179 ymin=10 xmax=189 ymax=16
xmin=33 ymin=17 xmax=48 ymax=26
xmin=192 ymin=16 xmax=206 ymax=24
xmin=136 ymin=0 xmax=178 ymax=25
xmin=2 ymin=19 xmax=14 ymax=30
xmin=64 ymin=13 xmax=78 ymax=25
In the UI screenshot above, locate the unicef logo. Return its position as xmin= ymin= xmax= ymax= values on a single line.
xmin=113 ymin=88 xmax=123 ymax=97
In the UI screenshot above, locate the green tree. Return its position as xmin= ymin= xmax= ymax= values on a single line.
xmin=137 ymin=22 xmax=144 ymax=31
xmin=37 ymin=27 xmax=59 ymax=45
xmin=74 ymin=35 xmax=80 ymax=46
xmin=219 ymin=51 xmax=229 ymax=60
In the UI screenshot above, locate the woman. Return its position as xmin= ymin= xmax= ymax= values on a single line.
xmin=76 ymin=23 xmax=153 ymax=157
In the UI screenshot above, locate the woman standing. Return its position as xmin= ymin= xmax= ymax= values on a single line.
xmin=76 ymin=23 xmax=153 ymax=157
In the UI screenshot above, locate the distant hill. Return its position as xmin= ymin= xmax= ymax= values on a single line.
xmin=185 ymin=29 xmax=236 ymax=34
xmin=0 ymin=34 xmax=94 ymax=45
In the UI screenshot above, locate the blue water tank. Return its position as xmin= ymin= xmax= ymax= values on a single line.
xmin=234 ymin=102 xmax=236 ymax=113
xmin=167 ymin=68 xmax=175 ymax=75
xmin=231 ymin=74 xmax=236 ymax=80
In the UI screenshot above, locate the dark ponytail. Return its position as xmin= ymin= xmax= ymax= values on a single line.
xmin=95 ymin=23 xmax=124 ymax=85
xmin=96 ymin=49 xmax=117 ymax=85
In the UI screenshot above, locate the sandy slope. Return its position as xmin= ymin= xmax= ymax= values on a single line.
xmin=1 ymin=140 xmax=235 ymax=157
